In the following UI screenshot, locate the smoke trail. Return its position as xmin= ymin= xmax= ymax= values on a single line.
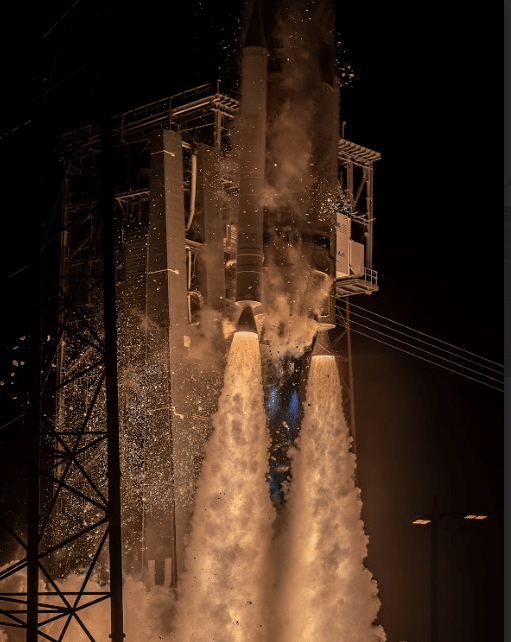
xmin=275 ymin=355 xmax=386 ymax=642
xmin=170 ymin=330 xmax=276 ymax=642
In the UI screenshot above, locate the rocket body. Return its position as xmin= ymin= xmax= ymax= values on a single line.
xmin=235 ymin=6 xmax=268 ymax=308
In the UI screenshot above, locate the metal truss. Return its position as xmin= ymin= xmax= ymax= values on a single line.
xmin=337 ymin=136 xmax=381 ymax=295
xmin=60 ymin=82 xmax=239 ymax=158
xmin=333 ymin=135 xmax=380 ymax=453
xmin=0 ymin=129 xmax=124 ymax=640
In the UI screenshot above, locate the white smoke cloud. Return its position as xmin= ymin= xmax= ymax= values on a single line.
xmin=260 ymin=243 xmax=332 ymax=363
xmin=274 ymin=356 xmax=386 ymax=642
xmin=0 ymin=354 xmax=385 ymax=642
xmin=170 ymin=332 xmax=276 ymax=641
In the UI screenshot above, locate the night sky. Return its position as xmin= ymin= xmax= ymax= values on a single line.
xmin=0 ymin=2 xmax=502 ymax=641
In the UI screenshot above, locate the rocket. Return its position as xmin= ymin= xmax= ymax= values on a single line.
xmin=236 ymin=0 xmax=338 ymax=333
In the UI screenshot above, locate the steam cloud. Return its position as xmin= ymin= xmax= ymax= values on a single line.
xmin=274 ymin=355 xmax=386 ymax=641
xmin=170 ymin=331 xmax=276 ymax=641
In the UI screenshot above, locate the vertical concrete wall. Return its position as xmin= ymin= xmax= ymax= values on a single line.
xmin=170 ymin=143 xmax=226 ymax=578
xmin=144 ymin=129 xmax=188 ymax=586
xmin=144 ymin=131 xmax=226 ymax=583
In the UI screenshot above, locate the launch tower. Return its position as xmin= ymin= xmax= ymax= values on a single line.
xmin=56 ymin=76 xmax=379 ymax=587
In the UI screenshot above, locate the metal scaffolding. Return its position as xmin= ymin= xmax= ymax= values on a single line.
xmin=0 ymin=121 xmax=125 ymax=641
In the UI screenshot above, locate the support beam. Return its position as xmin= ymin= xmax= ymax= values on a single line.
xmin=26 ymin=250 xmax=42 ymax=642
xmin=144 ymin=129 xmax=188 ymax=585
xmin=100 ymin=110 xmax=125 ymax=642
xmin=345 ymin=300 xmax=357 ymax=473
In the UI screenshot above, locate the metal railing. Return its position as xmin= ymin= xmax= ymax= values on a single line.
xmin=363 ymin=267 xmax=378 ymax=290
xmin=61 ymin=84 xmax=239 ymax=153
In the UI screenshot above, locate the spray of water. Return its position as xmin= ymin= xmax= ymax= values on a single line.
xmin=274 ymin=355 xmax=386 ymax=642
xmin=170 ymin=330 xmax=276 ymax=641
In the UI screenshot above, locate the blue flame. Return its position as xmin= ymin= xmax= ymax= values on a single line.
xmin=288 ymin=389 xmax=299 ymax=422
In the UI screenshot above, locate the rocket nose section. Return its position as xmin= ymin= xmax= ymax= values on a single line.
xmin=312 ymin=330 xmax=334 ymax=359
xmin=236 ymin=305 xmax=259 ymax=335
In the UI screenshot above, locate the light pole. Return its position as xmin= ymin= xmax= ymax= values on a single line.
xmin=412 ymin=495 xmax=488 ymax=642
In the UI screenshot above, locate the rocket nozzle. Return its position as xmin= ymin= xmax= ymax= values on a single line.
xmin=236 ymin=305 xmax=258 ymax=335
xmin=312 ymin=330 xmax=334 ymax=359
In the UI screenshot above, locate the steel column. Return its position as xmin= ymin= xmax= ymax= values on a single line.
xmin=100 ymin=108 xmax=125 ymax=642
xmin=431 ymin=494 xmax=439 ymax=642
xmin=26 ymin=252 xmax=42 ymax=641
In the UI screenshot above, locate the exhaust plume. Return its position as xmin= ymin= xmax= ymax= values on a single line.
xmin=170 ymin=331 xmax=276 ymax=641
xmin=274 ymin=355 xmax=386 ymax=641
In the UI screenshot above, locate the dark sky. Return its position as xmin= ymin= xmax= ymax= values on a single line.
xmin=0 ymin=2 xmax=501 ymax=641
